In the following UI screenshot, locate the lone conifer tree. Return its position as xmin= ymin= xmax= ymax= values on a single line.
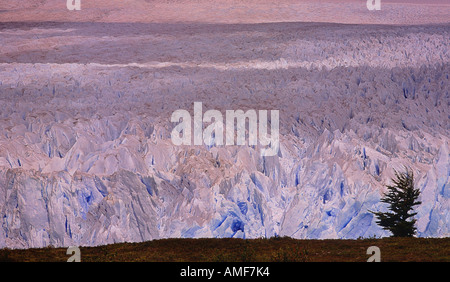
xmin=370 ymin=168 xmax=421 ymax=237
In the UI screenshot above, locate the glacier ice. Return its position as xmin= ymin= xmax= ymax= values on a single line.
xmin=0 ymin=19 xmax=449 ymax=248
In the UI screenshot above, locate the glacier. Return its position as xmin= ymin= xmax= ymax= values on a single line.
xmin=0 ymin=11 xmax=449 ymax=248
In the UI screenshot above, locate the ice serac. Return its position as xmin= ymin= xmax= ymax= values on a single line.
xmin=0 ymin=20 xmax=449 ymax=248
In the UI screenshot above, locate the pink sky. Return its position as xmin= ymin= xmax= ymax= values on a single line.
xmin=0 ymin=0 xmax=448 ymax=24
xmin=384 ymin=0 xmax=449 ymax=3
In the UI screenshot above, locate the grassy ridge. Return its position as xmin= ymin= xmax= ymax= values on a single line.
xmin=0 ymin=237 xmax=449 ymax=262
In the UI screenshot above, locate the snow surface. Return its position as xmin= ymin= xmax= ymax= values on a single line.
xmin=0 ymin=1 xmax=449 ymax=248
